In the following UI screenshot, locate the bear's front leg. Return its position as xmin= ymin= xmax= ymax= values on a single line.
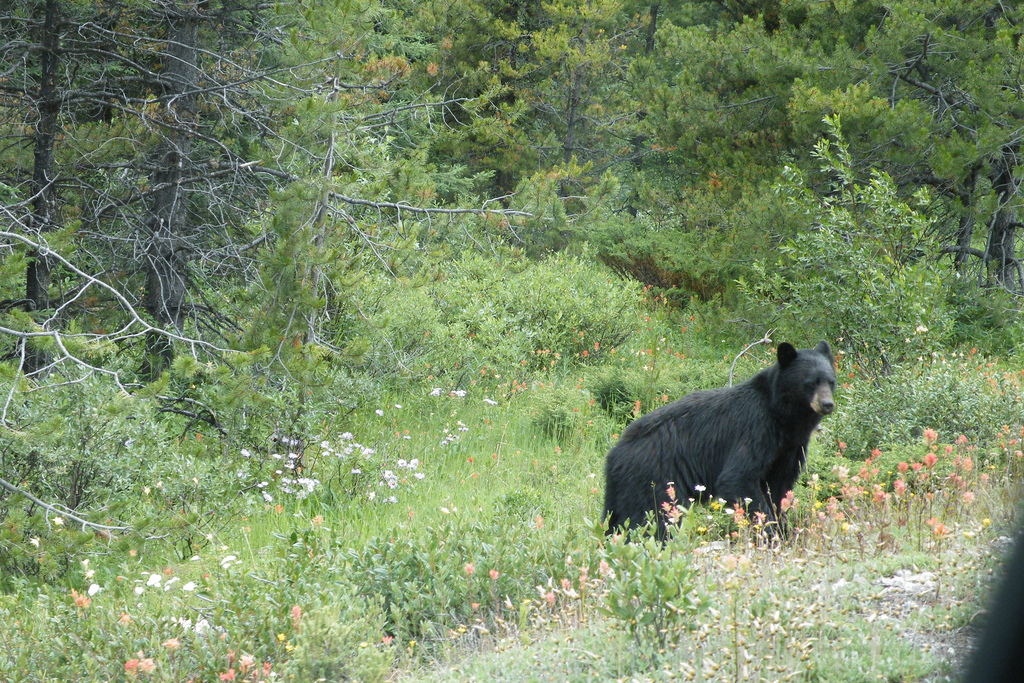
xmin=714 ymin=471 xmax=773 ymax=520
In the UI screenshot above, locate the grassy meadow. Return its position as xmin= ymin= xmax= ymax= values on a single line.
xmin=2 ymin=256 xmax=1023 ymax=683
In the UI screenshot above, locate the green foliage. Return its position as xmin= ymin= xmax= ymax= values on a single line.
xmin=588 ymin=213 xmax=738 ymax=305
xmin=339 ymin=508 xmax=601 ymax=646
xmin=585 ymin=340 xmax=738 ymax=426
xmin=585 ymin=363 xmax=687 ymax=425
xmin=740 ymin=118 xmax=951 ymax=367
xmin=600 ymin=534 xmax=705 ymax=652
xmin=945 ymin=282 xmax=1024 ymax=353
xmin=587 ymin=365 xmax=643 ymax=422
xmin=0 ymin=382 xmax=161 ymax=585
xmin=360 ymin=250 xmax=642 ymax=380
xmin=824 ymin=355 xmax=1024 ymax=456
xmin=283 ymin=600 xmax=393 ymax=683
xmin=530 ymin=384 xmax=602 ymax=440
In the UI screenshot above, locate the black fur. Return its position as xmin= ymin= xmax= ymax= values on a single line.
xmin=603 ymin=341 xmax=836 ymax=537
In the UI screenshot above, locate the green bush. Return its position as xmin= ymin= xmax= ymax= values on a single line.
xmin=587 ymin=365 xmax=641 ymax=422
xmin=0 ymin=382 xmax=168 ymax=585
xmin=283 ymin=600 xmax=393 ymax=683
xmin=600 ymin=534 xmax=706 ymax=651
xmin=337 ymin=509 xmax=603 ymax=648
xmin=360 ymin=249 xmax=642 ymax=379
xmin=530 ymin=384 xmax=606 ymax=440
xmin=586 ymin=356 xmax=734 ymax=426
xmin=740 ymin=117 xmax=952 ymax=370
xmin=822 ymin=355 xmax=1024 ymax=457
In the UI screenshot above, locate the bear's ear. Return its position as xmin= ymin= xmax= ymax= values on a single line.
xmin=777 ymin=342 xmax=798 ymax=368
xmin=815 ymin=340 xmax=833 ymax=359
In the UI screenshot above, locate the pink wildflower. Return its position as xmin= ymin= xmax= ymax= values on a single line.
xmin=733 ymin=506 xmax=746 ymax=525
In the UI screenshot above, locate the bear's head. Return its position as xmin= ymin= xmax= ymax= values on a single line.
xmin=777 ymin=340 xmax=836 ymax=417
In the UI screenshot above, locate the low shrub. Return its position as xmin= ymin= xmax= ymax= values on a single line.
xmin=283 ymin=600 xmax=392 ymax=683
xmin=530 ymin=384 xmax=608 ymax=441
xmin=599 ymin=534 xmax=706 ymax=651
xmin=360 ymin=249 xmax=642 ymax=380
xmin=824 ymin=355 xmax=1024 ymax=457
xmin=336 ymin=509 xmax=605 ymax=649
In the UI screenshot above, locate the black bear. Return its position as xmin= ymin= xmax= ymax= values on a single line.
xmin=603 ymin=340 xmax=836 ymax=538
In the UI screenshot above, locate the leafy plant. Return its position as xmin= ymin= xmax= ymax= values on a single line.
xmin=360 ymin=249 xmax=642 ymax=380
xmin=600 ymin=533 xmax=705 ymax=652
xmin=282 ymin=600 xmax=393 ymax=683
xmin=823 ymin=354 xmax=1024 ymax=456
xmin=740 ymin=117 xmax=951 ymax=370
xmin=530 ymin=384 xmax=605 ymax=440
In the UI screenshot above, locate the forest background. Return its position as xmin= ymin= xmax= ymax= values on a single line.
xmin=2 ymin=1 xmax=1024 ymax=681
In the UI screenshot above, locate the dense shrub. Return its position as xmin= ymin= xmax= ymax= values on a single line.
xmin=740 ymin=119 xmax=952 ymax=370
xmin=0 ymin=382 xmax=166 ymax=585
xmin=821 ymin=355 xmax=1024 ymax=456
xmin=587 ymin=365 xmax=641 ymax=422
xmin=529 ymin=384 xmax=610 ymax=440
xmin=0 ymin=374 xmax=298 ymax=585
xmin=360 ymin=249 xmax=642 ymax=379
xmin=282 ymin=600 xmax=392 ymax=683
xmin=338 ymin=509 xmax=603 ymax=646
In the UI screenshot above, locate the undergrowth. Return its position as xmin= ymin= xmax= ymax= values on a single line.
xmin=1 ymin=289 xmax=1022 ymax=682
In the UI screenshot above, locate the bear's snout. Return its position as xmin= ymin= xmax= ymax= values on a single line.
xmin=811 ymin=385 xmax=835 ymax=415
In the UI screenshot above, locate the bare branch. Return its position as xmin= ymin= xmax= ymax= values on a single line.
xmin=0 ymin=476 xmax=129 ymax=534
xmin=328 ymin=192 xmax=532 ymax=218
xmin=729 ymin=332 xmax=774 ymax=387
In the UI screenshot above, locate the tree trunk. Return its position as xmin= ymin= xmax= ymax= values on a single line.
xmin=952 ymin=166 xmax=979 ymax=273
xmin=644 ymin=4 xmax=660 ymax=56
xmin=26 ymin=0 xmax=61 ymax=313
xmin=986 ymin=148 xmax=1023 ymax=292
xmin=143 ymin=2 xmax=200 ymax=377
